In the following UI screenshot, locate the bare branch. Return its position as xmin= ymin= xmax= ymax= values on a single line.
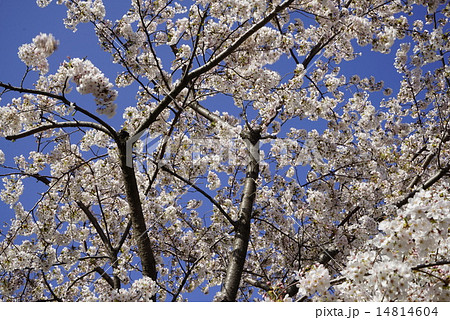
xmin=41 ymin=271 xmax=63 ymax=302
xmin=115 ymin=219 xmax=132 ymax=253
xmin=93 ymin=266 xmax=115 ymax=288
xmin=76 ymin=201 xmax=114 ymax=255
xmin=5 ymin=121 xmax=112 ymax=141
xmin=412 ymin=260 xmax=450 ymax=271
xmin=159 ymin=163 xmax=237 ymax=227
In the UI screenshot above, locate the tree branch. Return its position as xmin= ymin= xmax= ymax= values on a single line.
xmin=159 ymin=164 xmax=236 ymax=227
xmin=220 ymin=130 xmax=261 ymax=301
xmin=171 ymin=257 xmax=203 ymax=302
xmin=93 ymin=266 xmax=115 ymax=288
xmin=338 ymin=206 xmax=360 ymax=227
xmin=134 ymin=0 xmax=295 ymax=135
xmin=395 ymin=162 xmax=450 ymax=208
xmin=117 ymin=135 xmax=158 ymax=299
xmin=0 ymin=81 xmax=118 ymax=140
xmin=5 ymin=121 xmax=112 ymax=141
xmin=244 ymin=278 xmax=271 ymax=291
xmin=412 ymin=260 xmax=450 ymax=271
xmin=76 ymin=201 xmax=114 ymax=255
xmin=41 ymin=270 xmax=63 ymax=302
xmin=188 ymin=100 xmax=226 ymax=124
xmin=115 ymin=219 xmax=132 ymax=253
xmin=188 ymin=0 xmax=295 ymax=80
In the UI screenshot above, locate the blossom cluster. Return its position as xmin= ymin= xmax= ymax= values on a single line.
xmin=98 ymin=277 xmax=157 ymax=302
xmin=18 ymin=33 xmax=59 ymax=73
xmin=295 ymin=264 xmax=331 ymax=299
xmin=49 ymin=58 xmax=118 ymax=117
xmin=37 ymin=1 xmax=106 ymax=30
xmin=336 ymin=184 xmax=450 ymax=301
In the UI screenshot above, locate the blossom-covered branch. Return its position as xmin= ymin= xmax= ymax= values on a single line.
xmin=0 ymin=0 xmax=448 ymax=301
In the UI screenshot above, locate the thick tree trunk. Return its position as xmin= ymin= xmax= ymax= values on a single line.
xmin=220 ymin=131 xmax=260 ymax=301
xmin=118 ymin=133 xmax=158 ymax=297
xmin=121 ymin=164 xmax=158 ymax=279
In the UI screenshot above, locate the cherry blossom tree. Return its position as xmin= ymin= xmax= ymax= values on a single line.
xmin=0 ymin=0 xmax=449 ymax=301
